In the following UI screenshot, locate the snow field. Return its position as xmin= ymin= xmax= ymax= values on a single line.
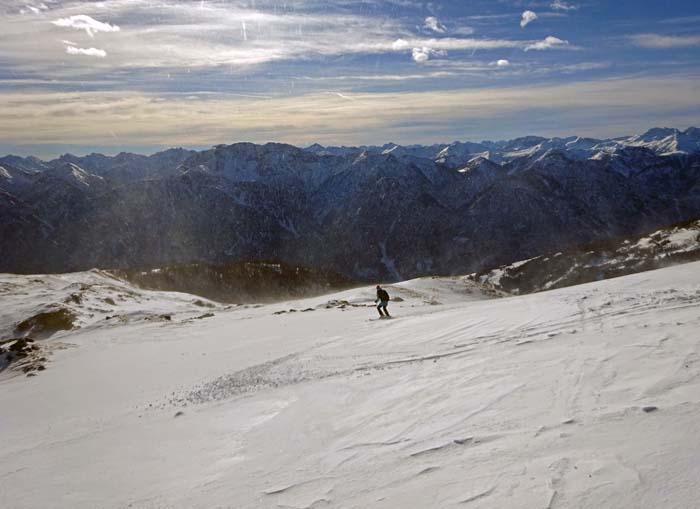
xmin=1 ymin=264 xmax=700 ymax=507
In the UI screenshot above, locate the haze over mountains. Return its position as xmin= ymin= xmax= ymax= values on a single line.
xmin=1 ymin=127 xmax=700 ymax=280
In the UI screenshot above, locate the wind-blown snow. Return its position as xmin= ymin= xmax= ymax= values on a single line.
xmin=379 ymin=239 xmax=402 ymax=282
xmin=1 ymin=264 xmax=700 ymax=507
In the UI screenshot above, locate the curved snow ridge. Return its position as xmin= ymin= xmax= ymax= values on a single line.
xmin=0 ymin=270 xmax=222 ymax=338
xmin=0 ymin=270 xmax=226 ymax=378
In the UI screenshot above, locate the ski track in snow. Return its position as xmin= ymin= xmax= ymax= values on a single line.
xmin=2 ymin=264 xmax=700 ymax=507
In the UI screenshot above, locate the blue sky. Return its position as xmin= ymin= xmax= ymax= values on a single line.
xmin=1 ymin=0 xmax=699 ymax=157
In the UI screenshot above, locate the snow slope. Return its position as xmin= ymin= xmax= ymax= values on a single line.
xmin=1 ymin=265 xmax=700 ymax=508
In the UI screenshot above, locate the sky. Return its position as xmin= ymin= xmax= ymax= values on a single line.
xmin=1 ymin=0 xmax=699 ymax=158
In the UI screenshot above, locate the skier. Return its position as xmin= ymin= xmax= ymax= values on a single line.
xmin=375 ymin=285 xmax=391 ymax=318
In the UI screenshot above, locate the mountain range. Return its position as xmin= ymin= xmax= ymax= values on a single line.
xmin=1 ymin=127 xmax=700 ymax=281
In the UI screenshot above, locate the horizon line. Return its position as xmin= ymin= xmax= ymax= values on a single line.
xmin=2 ymin=124 xmax=697 ymax=161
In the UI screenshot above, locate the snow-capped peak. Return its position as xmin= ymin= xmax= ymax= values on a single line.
xmin=47 ymin=162 xmax=103 ymax=187
xmin=352 ymin=150 xmax=370 ymax=164
xmin=635 ymin=127 xmax=681 ymax=142
xmin=620 ymin=126 xmax=700 ymax=156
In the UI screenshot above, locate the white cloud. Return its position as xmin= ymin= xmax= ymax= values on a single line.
xmin=412 ymin=48 xmax=430 ymax=63
xmin=66 ymin=46 xmax=107 ymax=57
xmin=630 ymin=33 xmax=700 ymax=49
xmin=492 ymin=59 xmax=511 ymax=66
xmin=52 ymin=15 xmax=120 ymax=37
xmin=521 ymin=11 xmax=538 ymax=28
xmin=424 ymin=16 xmax=446 ymax=34
xmin=550 ymin=1 xmax=578 ymax=11
xmin=412 ymin=47 xmax=447 ymax=63
xmin=525 ymin=36 xmax=569 ymax=51
xmin=392 ymin=39 xmax=410 ymax=50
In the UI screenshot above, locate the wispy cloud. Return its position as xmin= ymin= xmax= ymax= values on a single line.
xmin=525 ymin=36 xmax=569 ymax=51
xmin=65 ymin=46 xmax=107 ymax=58
xmin=328 ymin=91 xmax=357 ymax=101
xmin=2 ymin=76 xmax=698 ymax=148
xmin=20 ymin=3 xmax=48 ymax=15
xmin=451 ymin=26 xmax=475 ymax=36
xmin=393 ymin=36 xmax=563 ymax=52
xmin=52 ymin=15 xmax=120 ymax=37
xmin=43 ymin=5 xmax=413 ymax=68
xmin=630 ymin=33 xmax=700 ymax=49
xmin=521 ymin=11 xmax=538 ymax=28
xmin=3 ymin=1 xmax=581 ymax=76
xmin=550 ymin=1 xmax=578 ymax=11
xmin=550 ymin=61 xmax=612 ymax=73
xmin=659 ymin=15 xmax=700 ymax=25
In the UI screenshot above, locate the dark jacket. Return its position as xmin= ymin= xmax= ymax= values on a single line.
xmin=377 ymin=288 xmax=390 ymax=302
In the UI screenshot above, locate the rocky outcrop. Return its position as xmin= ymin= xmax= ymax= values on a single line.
xmin=15 ymin=307 xmax=77 ymax=339
xmin=469 ymin=219 xmax=700 ymax=295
